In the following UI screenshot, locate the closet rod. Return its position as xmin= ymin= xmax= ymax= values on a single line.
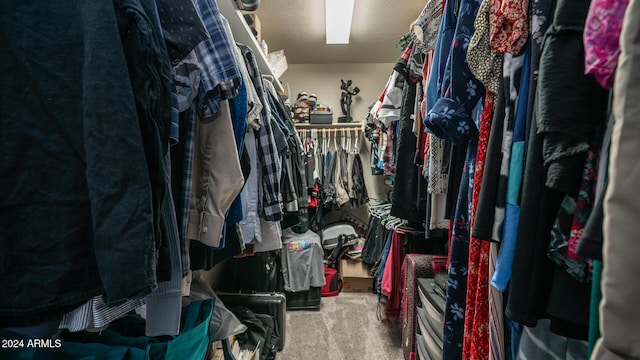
xmin=296 ymin=128 xmax=361 ymax=133
xmin=294 ymin=122 xmax=362 ymax=129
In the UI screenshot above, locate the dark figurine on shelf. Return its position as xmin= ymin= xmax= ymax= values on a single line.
xmin=338 ymin=79 xmax=360 ymax=123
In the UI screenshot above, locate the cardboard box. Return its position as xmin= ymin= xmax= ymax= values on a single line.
xmin=342 ymin=277 xmax=375 ymax=292
xmin=339 ymin=259 xmax=374 ymax=293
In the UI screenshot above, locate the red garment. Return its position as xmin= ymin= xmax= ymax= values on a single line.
xmin=385 ymin=231 xmax=405 ymax=319
xmin=489 ymin=0 xmax=529 ymax=54
xmin=463 ymin=93 xmax=494 ymax=360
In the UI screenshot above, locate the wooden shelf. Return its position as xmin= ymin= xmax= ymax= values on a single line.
xmin=217 ymin=0 xmax=284 ymax=93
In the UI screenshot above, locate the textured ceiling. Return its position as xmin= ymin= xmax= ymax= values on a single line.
xmin=255 ymin=0 xmax=427 ymax=64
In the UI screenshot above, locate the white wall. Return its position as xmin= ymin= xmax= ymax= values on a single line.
xmin=281 ymin=63 xmax=393 ymax=123
xmin=281 ymin=63 xmax=394 ymax=202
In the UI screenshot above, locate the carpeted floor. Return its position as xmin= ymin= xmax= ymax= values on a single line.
xmin=278 ymin=292 xmax=403 ymax=360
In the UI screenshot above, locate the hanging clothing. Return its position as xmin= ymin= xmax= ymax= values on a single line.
xmin=187 ymin=101 xmax=244 ymax=248
xmin=280 ymin=229 xmax=325 ymax=292
xmin=226 ymin=78 xmax=249 ymax=226
xmin=491 ymin=47 xmax=530 ymax=290
xmin=391 ymin=64 xmax=425 ymax=224
xmin=156 ymin=0 xmax=209 ymax=65
xmin=410 ymin=0 xmax=444 ymax=54
xmin=463 ymin=93 xmax=495 ymax=360
xmin=583 ymin=0 xmax=629 ymax=89
xmin=145 ymin=166 xmax=184 ymax=336
xmin=472 ymin=83 xmax=506 ymax=242
xmin=0 ymin=0 xmax=165 ymax=326
xmin=425 ymin=0 xmax=486 ymax=145
xmin=516 ymin=319 xmax=588 ymax=359
xmin=172 ymin=54 xmax=201 ymax=276
xmin=193 ymin=0 xmax=241 ymax=116
xmin=335 ymin=150 xmax=351 ymax=207
xmin=507 ymin=0 xmax=607 ymax=329
xmin=239 ymin=129 xmax=261 ymax=245
xmin=468 ymin=0 xmax=504 ymax=95
xmin=238 ymin=44 xmax=283 ymax=222
xmin=536 ymin=0 xmax=609 ymax=196
xmin=591 ymin=0 xmax=640 ymax=356
xmin=489 ymin=0 xmax=529 ymax=54
xmin=383 ymin=232 xmax=406 ymax=320
xmin=443 ymin=140 xmax=475 ymax=360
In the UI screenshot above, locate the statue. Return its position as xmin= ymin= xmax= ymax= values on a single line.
xmin=338 ymin=79 xmax=360 ymax=123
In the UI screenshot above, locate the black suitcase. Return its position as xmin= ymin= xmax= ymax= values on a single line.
xmin=285 ymin=287 xmax=321 ymax=310
xmin=220 ymin=251 xmax=283 ymax=293
xmin=217 ymin=292 xmax=287 ymax=351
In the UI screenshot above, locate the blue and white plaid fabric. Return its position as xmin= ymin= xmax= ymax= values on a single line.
xmin=239 ymin=44 xmax=283 ymax=221
xmin=193 ymin=0 xmax=241 ymax=117
xmin=179 ymin=106 xmax=197 ymax=275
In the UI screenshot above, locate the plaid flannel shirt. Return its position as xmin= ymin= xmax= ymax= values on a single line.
xmin=239 ymin=44 xmax=283 ymax=221
xmin=193 ymin=0 xmax=241 ymax=117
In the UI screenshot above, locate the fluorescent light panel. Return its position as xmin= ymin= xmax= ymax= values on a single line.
xmin=326 ymin=0 xmax=355 ymax=44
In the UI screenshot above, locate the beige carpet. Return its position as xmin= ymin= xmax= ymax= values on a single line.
xmin=278 ymin=292 xmax=403 ymax=360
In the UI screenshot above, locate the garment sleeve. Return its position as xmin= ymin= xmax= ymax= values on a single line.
xmin=255 ymin=112 xmax=283 ymax=221
xmin=425 ymin=0 xmax=486 ymax=143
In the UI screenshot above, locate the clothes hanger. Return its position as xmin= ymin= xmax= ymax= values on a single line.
xmin=353 ymin=128 xmax=358 ymax=154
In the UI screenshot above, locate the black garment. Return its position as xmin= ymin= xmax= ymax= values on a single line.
xmin=365 ymin=115 xmax=383 ymax=175
xmin=304 ymin=144 xmax=316 ymax=189
xmin=156 ymin=0 xmax=209 ymax=64
xmin=390 ymin=80 xmax=426 ymax=224
xmin=230 ymin=306 xmax=279 ymax=360
xmin=267 ymin=88 xmax=298 ymax=137
xmin=0 ymin=1 xmax=158 ymax=326
xmin=190 ymin=224 xmax=244 ymax=272
xmin=506 ymin=111 xmax=564 ymax=326
xmin=291 ymin=139 xmax=307 ymax=206
xmin=576 ymin=112 xmax=613 ymax=260
xmin=340 ymin=150 xmax=349 ymax=196
xmin=362 ymin=216 xmax=390 ymax=267
xmin=536 ymin=0 xmax=608 ymax=196
xmin=351 ymin=154 xmax=368 ymax=206
xmin=472 ymin=82 xmax=506 ymax=241
xmin=546 ymin=264 xmax=590 ymax=340
xmin=270 ymin=118 xmax=288 ymax=156
xmin=323 ymin=151 xmax=337 ymax=205
xmin=115 ymin=0 xmax=175 ymax=282
xmin=506 ymin=0 xmax=563 ymax=325
xmin=445 ymin=143 xmax=468 ymax=219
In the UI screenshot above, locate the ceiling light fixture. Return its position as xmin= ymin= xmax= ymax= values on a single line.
xmin=325 ymin=0 xmax=355 ymax=44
